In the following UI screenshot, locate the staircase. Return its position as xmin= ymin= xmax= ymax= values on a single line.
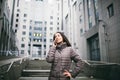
xmin=18 ymin=60 xmax=51 ymax=80
xmin=18 ymin=60 xmax=120 ymax=80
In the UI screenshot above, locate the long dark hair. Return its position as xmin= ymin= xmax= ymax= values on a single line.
xmin=53 ymin=32 xmax=71 ymax=47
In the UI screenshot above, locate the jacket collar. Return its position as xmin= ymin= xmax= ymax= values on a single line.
xmin=56 ymin=42 xmax=67 ymax=50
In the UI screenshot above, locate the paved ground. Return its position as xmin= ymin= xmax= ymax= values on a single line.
xmin=18 ymin=77 xmax=103 ymax=80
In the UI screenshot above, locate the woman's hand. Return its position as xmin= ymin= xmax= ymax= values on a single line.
xmin=53 ymin=38 xmax=57 ymax=47
xmin=63 ymin=70 xmax=72 ymax=78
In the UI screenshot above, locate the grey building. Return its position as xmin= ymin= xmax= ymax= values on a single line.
xmin=63 ymin=0 xmax=120 ymax=63
xmin=0 ymin=0 xmax=17 ymax=56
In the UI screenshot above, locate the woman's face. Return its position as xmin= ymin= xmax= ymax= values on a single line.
xmin=54 ymin=33 xmax=63 ymax=44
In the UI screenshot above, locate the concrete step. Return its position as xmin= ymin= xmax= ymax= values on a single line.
xmin=18 ymin=77 xmax=103 ymax=80
xmin=22 ymin=70 xmax=50 ymax=77
xmin=25 ymin=60 xmax=51 ymax=70
xmin=18 ymin=77 xmax=48 ymax=80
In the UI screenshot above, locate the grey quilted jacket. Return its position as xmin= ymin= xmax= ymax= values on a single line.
xmin=46 ymin=43 xmax=84 ymax=80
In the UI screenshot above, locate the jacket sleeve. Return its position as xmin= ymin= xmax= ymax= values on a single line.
xmin=70 ymin=48 xmax=84 ymax=78
xmin=46 ymin=46 xmax=56 ymax=63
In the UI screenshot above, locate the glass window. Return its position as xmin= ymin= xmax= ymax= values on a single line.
xmin=50 ymin=27 xmax=53 ymax=30
xmin=107 ymin=3 xmax=114 ymax=18
xmin=17 ymin=0 xmax=19 ymax=7
xmin=16 ymin=24 xmax=18 ymax=27
xmin=24 ymin=13 xmax=27 ymax=17
xmin=80 ymin=28 xmax=83 ymax=35
xmin=50 ymin=39 xmax=53 ymax=42
xmin=15 ymin=29 xmax=17 ymax=33
xmin=16 ymin=14 xmax=19 ymax=17
xmin=44 ymin=27 xmax=46 ymax=31
xmin=50 ymin=22 xmax=53 ymax=25
xmin=23 ymin=19 xmax=27 ymax=23
xmin=17 ymin=9 xmax=20 ymax=12
xmin=21 ymin=44 xmax=25 ymax=48
xmin=22 ymin=31 xmax=26 ymax=35
xmin=23 ymin=25 xmax=26 ymax=29
xmin=88 ymin=34 xmax=100 ymax=61
xmin=29 ymin=26 xmax=32 ymax=29
xmin=93 ymin=0 xmax=99 ymax=22
xmin=29 ymin=32 xmax=31 ymax=36
xmin=50 ymin=16 xmax=53 ymax=19
xmin=16 ymin=19 xmax=19 ymax=22
xmin=21 ymin=50 xmax=24 ymax=54
xmin=57 ymin=22 xmax=59 ymax=25
xmin=22 ymin=37 xmax=26 ymax=41
xmin=87 ymin=0 xmax=93 ymax=28
xmin=79 ymin=15 xmax=82 ymax=23
xmin=79 ymin=2 xmax=82 ymax=11
xmin=57 ymin=17 xmax=59 ymax=20
xmin=57 ymin=27 xmax=59 ymax=30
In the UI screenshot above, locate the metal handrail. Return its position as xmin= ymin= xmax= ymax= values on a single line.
xmin=6 ymin=61 xmax=14 ymax=72
xmin=0 ymin=57 xmax=27 ymax=74
xmin=83 ymin=60 xmax=118 ymax=66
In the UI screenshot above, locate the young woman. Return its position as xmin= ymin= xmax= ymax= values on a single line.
xmin=46 ymin=32 xmax=84 ymax=80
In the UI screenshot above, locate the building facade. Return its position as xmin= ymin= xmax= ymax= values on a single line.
xmin=63 ymin=0 xmax=120 ymax=63
xmin=12 ymin=0 xmax=63 ymax=59
xmin=0 ymin=0 xmax=17 ymax=56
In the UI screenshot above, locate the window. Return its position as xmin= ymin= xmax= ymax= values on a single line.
xmin=44 ymin=39 xmax=46 ymax=42
xmin=49 ymin=45 xmax=52 ymax=48
xmin=50 ymin=22 xmax=53 ymax=25
xmin=23 ymin=19 xmax=27 ymax=23
xmin=33 ymin=33 xmax=42 ymax=37
xmin=17 ymin=0 xmax=19 ymax=7
xmin=45 ymin=21 xmax=47 ymax=24
xmin=21 ymin=44 xmax=25 ymax=48
xmin=22 ymin=37 xmax=26 ymax=41
xmin=23 ymin=25 xmax=26 ymax=29
xmin=34 ymin=27 xmax=42 ymax=30
xmin=57 ymin=27 xmax=59 ymax=30
xmin=57 ymin=22 xmax=59 ymax=25
xmin=50 ymin=33 xmax=53 ymax=37
xmin=50 ymin=39 xmax=53 ymax=42
xmin=22 ymin=31 xmax=26 ymax=35
xmin=15 ymin=24 xmax=18 ymax=27
xmin=16 ymin=19 xmax=19 ymax=22
xmin=93 ymin=0 xmax=99 ymax=22
xmin=87 ymin=0 xmax=93 ymax=28
xmin=17 ymin=9 xmax=20 ymax=12
xmin=24 ymin=14 xmax=27 ymax=17
xmin=79 ymin=2 xmax=82 ymax=11
xmin=21 ymin=50 xmax=24 ymax=54
xmin=50 ymin=27 xmax=53 ymax=30
xmin=29 ymin=26 xmax=32 ymax=29
xmin=57 ymin=17 xmax=59 ymax=20
xmin=44 ymin=45 xmax=46 ymax=49
xmin=44 ymin=27 xmax=46 ymax=31
xmin=15 ymin=29 xmax=17 ymax=33
xmin=107 ymin=3 xmax=114 ymax=18
xmin=44 ymin=51 xmax=46 ymax=56
xmin=50 ymin=16 xmax=53 ymax=19
xmin=80 ymin=28 xmax=83 ymax=34
xmin=88 ymin=34 xmax=100 ymax=61
xmin=16 ymin=14 xmax=19 ymax=17
xmin=29 ymin=32 xmax=31 ymax=36
xmin=79 ymin=15 xmax=82 ymax=23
